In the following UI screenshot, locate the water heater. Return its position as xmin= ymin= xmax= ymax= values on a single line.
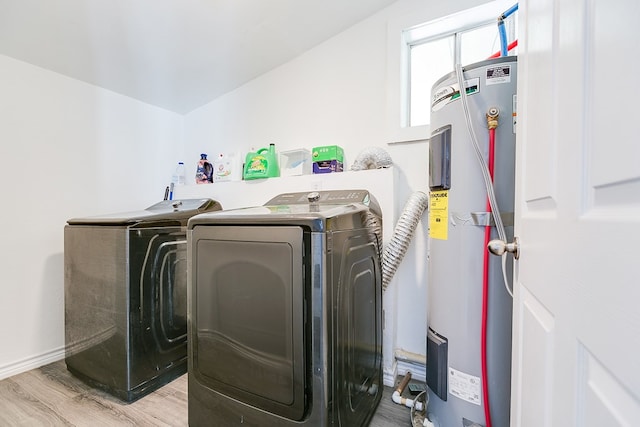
xmin=426 ymin=56 xmax=517 ymax=427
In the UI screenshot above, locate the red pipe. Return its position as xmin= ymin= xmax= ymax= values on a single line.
xmin=488 ymin=40 xmax=518 ymax=58
xmin=481 ymin=127 xmax=497 ymax=427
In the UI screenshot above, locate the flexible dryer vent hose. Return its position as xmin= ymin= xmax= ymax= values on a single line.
xmin=382 ymin=191 xmax=429 ymax=291
xmin=351 ymin=146 xmax=394 ymax=171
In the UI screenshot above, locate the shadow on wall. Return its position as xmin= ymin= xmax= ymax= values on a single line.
xmin=387 ymin=142 xmax=430 ymax=358
xmin=38 ymin=252 xmax=66 ymax=352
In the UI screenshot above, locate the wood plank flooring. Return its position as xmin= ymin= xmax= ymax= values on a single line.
xmin=0 ymin=361 xmax=417 ymax=426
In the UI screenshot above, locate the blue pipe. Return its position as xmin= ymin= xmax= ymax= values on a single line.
xmin=498 ymin=19 xmax=508 ymax=56
xmin=498 ymin=3 xmax=518 ymax=56
xmin=501 ymin=3 xmax=519 ymax=19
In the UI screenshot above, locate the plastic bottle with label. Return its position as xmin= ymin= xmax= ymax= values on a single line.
xmin=172 ymin=162 xmax=186 ymax=186
xmin=213 ymin=152 xmax=241 ymax=182
xmin=196 ymin=154 xmax=213 ymax=184
xmin=243 ymin=143 xmax=280 ymax=180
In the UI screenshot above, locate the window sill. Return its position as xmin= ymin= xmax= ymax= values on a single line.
xmin=388 ymin=124 xmax=430 ymax=144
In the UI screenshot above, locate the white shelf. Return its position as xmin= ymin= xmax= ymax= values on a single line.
xmin=173 ymin=167 xmax=397 ymax=242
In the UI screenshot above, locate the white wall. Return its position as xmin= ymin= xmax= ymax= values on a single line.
xmin=0 ymin=55 xmax=183 ymax=378
xmin=183 ymin=0 xmax=489 ymax=381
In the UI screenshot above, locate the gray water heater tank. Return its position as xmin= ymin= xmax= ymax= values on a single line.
xmin=427 ymin=56 xmax=517 ymax=427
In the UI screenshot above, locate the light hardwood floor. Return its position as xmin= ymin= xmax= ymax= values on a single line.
xmin=0 ymin=361 xmax=417 ymax=426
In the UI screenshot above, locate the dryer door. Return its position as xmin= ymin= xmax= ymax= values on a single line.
xmin=333 ymin=229 xmax=383 ymax=426
xmin=192 ymin=225 xmax=308 ymax=421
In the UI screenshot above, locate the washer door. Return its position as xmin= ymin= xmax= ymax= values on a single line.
xmin=192 ymin=225 xmax=307 ymax=421
xmin=136 ymin=228 xmax=188 ymax=353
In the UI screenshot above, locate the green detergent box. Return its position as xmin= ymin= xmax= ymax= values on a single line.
xmin=312 ymin=145 xmax=344 ymax=174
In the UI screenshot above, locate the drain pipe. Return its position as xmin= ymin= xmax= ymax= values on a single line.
xmin=392 ymin=371 xmax=425 ymax=411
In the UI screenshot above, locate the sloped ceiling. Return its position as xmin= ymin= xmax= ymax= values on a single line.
xmin=0 ymin=0 xmax=397 ymax=114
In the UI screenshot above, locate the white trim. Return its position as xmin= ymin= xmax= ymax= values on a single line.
xmin=384 ymin=350 xmax=428 ymax=387
xmin=384 ymin=361 xmax=398 ymax=387
xmin=386 ymin=8 xmax=432 ymax=144
xmin=0 ymin=346 xmax=66 ymax=381
xmin=395 ymin=349 xmax=427 ymax=383
xmin=396 ymin=358 xmax=426 ymax=383
xmin=405 ymin=0 xmax=515 ymax=45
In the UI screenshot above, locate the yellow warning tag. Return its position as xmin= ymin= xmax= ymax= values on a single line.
xmin=429 ymin=190 xmax=449 ymax=240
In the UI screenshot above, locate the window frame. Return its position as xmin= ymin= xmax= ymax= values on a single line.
xmin=386 ymin=0 xmax=516 ymax=144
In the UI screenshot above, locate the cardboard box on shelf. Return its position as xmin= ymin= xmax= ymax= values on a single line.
xmin=312 ymin=145 xmax=344 ymax=174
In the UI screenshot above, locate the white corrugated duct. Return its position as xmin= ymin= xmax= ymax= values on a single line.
xmin=350 ymin=146 xmax=394 ymax=171
xmin=349 ymin=146 xmax=428 ymax=291
xmin=382 ymin=191 xmax=429 ymax=291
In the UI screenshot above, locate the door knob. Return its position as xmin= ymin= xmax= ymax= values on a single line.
xmin=488 ymin=237 xmax=519 ymax=259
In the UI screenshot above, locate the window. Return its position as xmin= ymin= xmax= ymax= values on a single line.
xmin=387 ymin=0 xmax=517 ymax=143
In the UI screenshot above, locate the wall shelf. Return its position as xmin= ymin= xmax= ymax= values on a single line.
xmin=174 ymin=167 xmax=397 ymax=242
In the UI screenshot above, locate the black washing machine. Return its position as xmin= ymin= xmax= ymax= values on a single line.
xmin=64 ymin=198 xmax=222 ymax=402
xmin=188 ymin=190 xmax=383 ymax=426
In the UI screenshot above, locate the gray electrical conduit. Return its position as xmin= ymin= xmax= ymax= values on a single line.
xmin=382 ymin=191 xmax=429 ymax=291
xmin=455 ymin=63 xmax=513 ymax=298
xmin=455 ymin=64 xmax=506 ymax=243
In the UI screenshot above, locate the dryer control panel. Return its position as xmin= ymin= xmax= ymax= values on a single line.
xmin=265 ymin=190 xmax=371 ymax=206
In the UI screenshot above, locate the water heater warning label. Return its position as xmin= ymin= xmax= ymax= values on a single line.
xmin=449 ymin=367 xmax=482 ymax=405
xmin=486 ymin=64 xmax=512 ymax=85
xmin=429 ymin=190 xmax=448 ymax=240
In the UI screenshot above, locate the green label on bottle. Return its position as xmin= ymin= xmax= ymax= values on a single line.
xmin=246 ymin=155 xmax=268 ymax=176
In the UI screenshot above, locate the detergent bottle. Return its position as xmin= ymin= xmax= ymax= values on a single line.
xmin=195 ymin=153 xmax=213 ymax=184
xmin=243 ymin=143 xmax=280 ymax=180
xmin=213 ymin=152 xmax=240 ymax=182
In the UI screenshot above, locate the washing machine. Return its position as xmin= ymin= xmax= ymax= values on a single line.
xmin=64 ymin=198 xmax=222 ymax=402
xmin=188 ymin=189 xmax=383 ymax=426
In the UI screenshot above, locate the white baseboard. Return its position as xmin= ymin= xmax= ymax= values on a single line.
xmin=383 ymin=360 xmax=398 ymax=387
xmin=384 ymin=352 xmax=427 ymax=387
xmin=0 ymin=346 xmax=65 ymax=381
xmin=396 ymin=358 xmax=426 ymax=383
xmin=394 ymin=348 xmax=426 ymax=383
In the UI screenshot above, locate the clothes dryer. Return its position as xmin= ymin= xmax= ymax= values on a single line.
xmin=64 ymin=198 xmax=222 ymax=401
xmin=188 ymin=190 xmax=383 ymax=426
